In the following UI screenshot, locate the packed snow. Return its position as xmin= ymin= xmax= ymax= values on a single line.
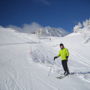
xmin=0 ymin=21 xmax=90 ymax=90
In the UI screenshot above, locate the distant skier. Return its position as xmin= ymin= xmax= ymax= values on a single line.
xmin=54 ymin=43 xmax=70 ymax=76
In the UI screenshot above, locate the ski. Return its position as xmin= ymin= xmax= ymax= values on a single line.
xmin=56 ymin=75 xmax=67 ymax=79
xmin=56 ymin=73 xmax=73 ymax=79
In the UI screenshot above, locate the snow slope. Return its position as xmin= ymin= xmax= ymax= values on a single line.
xmin=0 ymin=27 xmax=90 ymax=90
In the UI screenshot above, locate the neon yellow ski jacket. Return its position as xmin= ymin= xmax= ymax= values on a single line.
xmin=58 ymin=48 xmax=69 ymax=60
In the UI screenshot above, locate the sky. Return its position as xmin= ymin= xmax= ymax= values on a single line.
xmin=0 ymin=0 xmax=90 ymax=32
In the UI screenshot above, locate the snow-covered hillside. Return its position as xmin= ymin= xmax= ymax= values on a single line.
xmin=73 ymin=19 xmax=90 ymax=43
xmin=0 ymin=25 xmax=90 ymax=90
xmin=35 ymin=26 xmax=68 ymax=37
xmin=9 ymin=23 xmax=68 ymax=37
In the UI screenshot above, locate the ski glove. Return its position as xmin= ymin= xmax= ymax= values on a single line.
xmin=54 ymin=56 xmax=58 ymax=60
xmin=66 ymin=56 xmax=69 ymax=60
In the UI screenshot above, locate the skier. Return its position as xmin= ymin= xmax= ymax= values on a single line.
xmin=54 ymin=43 xmax=70 ymax=76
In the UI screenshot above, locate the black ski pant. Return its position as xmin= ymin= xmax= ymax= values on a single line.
xmin=61 ymin=60 xmax=69 ymax=74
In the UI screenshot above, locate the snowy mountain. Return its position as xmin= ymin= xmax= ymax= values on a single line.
xmin=35 ymin=26 xmax=68 ymax=37
xmin=73 ymin=19 xmax=90 ymax=33
xmin=0 ymin=20 xmax=90 ymax=90
xmin=73 ymin=19 xmax=90 ymax=43
xmin=9 ymin=23 xmax=68 ymax=37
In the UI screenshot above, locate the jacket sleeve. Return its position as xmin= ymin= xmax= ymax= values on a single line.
xmin=58 ymin=50 xmax=61 ymax=57
xmin=66 ymin=49 xmax=69 ymax=56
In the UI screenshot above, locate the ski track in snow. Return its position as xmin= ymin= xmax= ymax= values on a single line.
xmin=0 ymin=43 xmax=90 ymax=90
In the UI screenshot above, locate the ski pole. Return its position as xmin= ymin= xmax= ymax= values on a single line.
xmin=48 ymin=60 xmax=55 ymax=76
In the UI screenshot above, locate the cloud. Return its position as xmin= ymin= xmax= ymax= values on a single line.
xmin=22 ymin=22 xmax=42 ymax=33
xmin=39 ymin=0 xmax=50 ymax=5
xmin=33 ymin=0 xmax=50 ymax=6
xmin=7 ymin=22 xmax=43 ymax=34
